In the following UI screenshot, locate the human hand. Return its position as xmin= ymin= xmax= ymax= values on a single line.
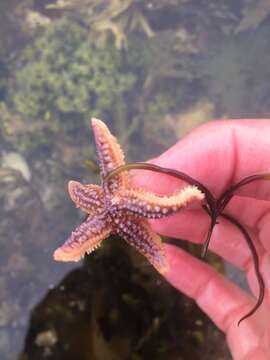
xmin=134 ymin=120 xmax=270 ymax=360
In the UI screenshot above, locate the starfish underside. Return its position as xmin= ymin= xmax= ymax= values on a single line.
xmin=54 ymin=118 xmax=204 ymax=273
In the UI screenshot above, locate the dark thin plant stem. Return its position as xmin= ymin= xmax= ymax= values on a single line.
xmin=221 ymin=212 xmax=265 ymax=326
xmin=201 ymin=216 xmax=217 ymax=259
xmin=218 ymin=173 xmax=270 ymax=213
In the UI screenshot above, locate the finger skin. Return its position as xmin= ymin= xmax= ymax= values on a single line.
xmin=163 ymin=244 xmax=252 ymax=331
xmin=134 ymin=119 xmax=270 ymax=200
xmin=164 ymin=244 xmax=270 ymax=360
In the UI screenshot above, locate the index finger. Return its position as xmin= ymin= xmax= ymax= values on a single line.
xmin=134 ymin=119 xmax=270 ymax=201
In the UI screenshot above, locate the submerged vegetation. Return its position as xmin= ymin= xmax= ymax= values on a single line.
xmin=47 ymin=0 xmax=154 ymax=49
xmin=3 ymin=0 xmax=270 ymax=157
xmin=11 ymin=19 xmax=136 ymax=120
xmin=6 ymin=18 xmax=136 ymax=155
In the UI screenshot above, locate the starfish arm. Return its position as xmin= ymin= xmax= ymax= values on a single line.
xmin=113 ymin=185 xmax=204 ymax=219
xmin=114 ymin=215 xmax=169 ymax=273
xmin=68 ymin=180 xmax=104 ymax=216
xmin=54 ymin=216 xmax=112 ymax=262
xmin=91 ymin=118 xmax=129 ymax=192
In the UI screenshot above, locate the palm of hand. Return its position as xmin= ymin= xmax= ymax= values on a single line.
xmin=133 ymin=120 xmax=270 ymax=359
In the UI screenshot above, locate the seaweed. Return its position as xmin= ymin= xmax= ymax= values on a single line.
xmin=46 ymin=0 xmax=154 ymax=48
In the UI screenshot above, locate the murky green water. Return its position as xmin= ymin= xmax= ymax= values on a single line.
xmin=1 ymin=1 xmax=270 ymax=359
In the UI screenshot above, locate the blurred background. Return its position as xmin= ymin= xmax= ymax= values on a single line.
xmin=1 ymin=1 xmax=270 ymax=359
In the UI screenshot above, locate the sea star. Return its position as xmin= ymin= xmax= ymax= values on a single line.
xmin=53 ymin=118 xmax=204 ymax=273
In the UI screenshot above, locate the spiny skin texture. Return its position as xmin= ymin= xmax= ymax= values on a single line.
xmin=53 ymin=118 xmax=204 ymax=273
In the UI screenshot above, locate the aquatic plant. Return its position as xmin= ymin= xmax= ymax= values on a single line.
xmin=47 ymin=0 xmax=154 ymax=48
xmin=127 ymin=30 xmax=198 ymax=95
xmin=10 ymin=17 xmax=135 ymax=124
